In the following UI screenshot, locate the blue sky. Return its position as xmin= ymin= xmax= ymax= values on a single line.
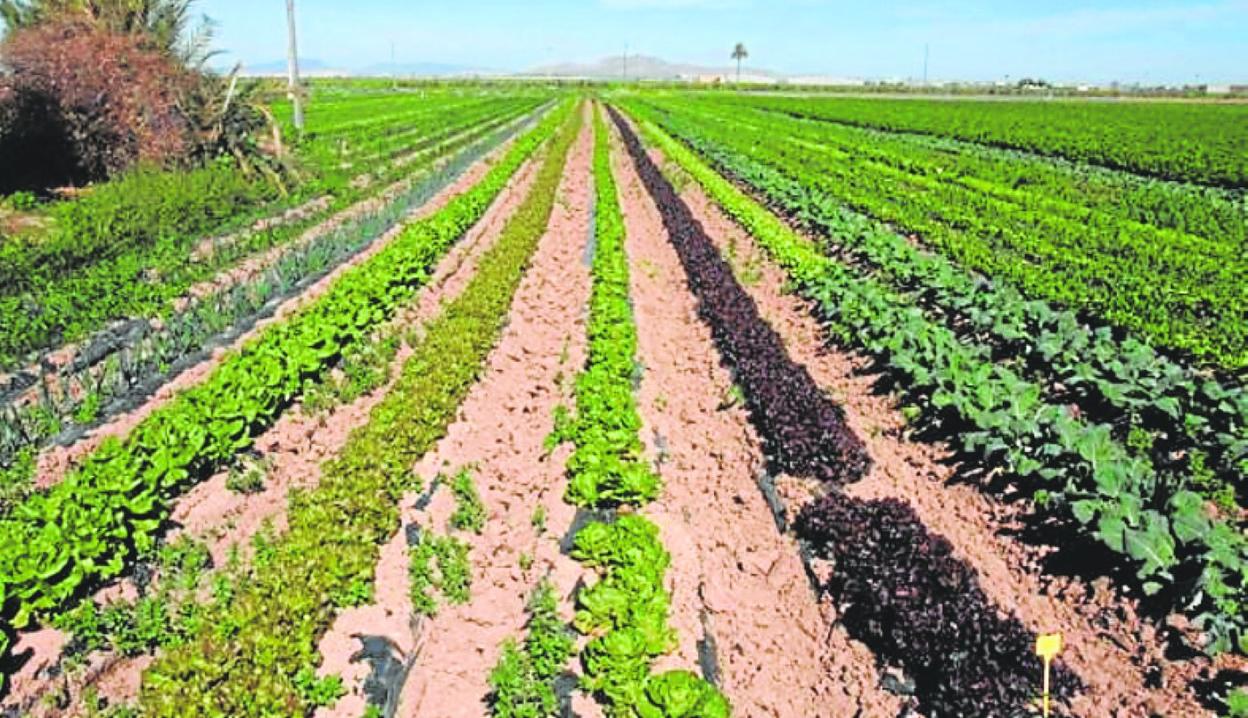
xmin=201 ymin=0 xmax=1248 ymax=84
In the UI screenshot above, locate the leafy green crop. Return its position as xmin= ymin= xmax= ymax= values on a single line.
xmin=572 ymin=513 xmax=727 ymax=717
xmin=0 ymin=100 xmax=577 ymax=694
xmin=630 ymin=107 xmax=1248 ymax=657
xmin=557 ymin=104 xmax=660 ymax=508
xmin=632 ymin=671 xmax=730 ymax=718
xmin=409 ymin=531 xmax=472 ymax=616
xmin=550 ymin=106 xmax=728 ymax=718
xmin=134 ymin=100 xmax=582 ymax=716
xmin=488 ymin=580 xmax=575 ymax=718
xmin=449 ymin=468 xmax=487 ymax=534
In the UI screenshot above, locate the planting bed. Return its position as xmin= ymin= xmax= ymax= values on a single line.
xmin=2 ymin=86 xmax=1243 ymax=717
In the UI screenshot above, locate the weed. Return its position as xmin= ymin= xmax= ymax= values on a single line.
xmin=531 ymin=505 xmax=547 ymax=535
xmin=225 ymin=460 xmax=267 ymax=495
xmin=449 ymin=468 xmax=487 ymax=534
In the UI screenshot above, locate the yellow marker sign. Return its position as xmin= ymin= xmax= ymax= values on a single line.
xmin=1035 ymin=633 xmax=1064 ymax=717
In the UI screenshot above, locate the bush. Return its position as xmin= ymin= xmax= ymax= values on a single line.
xmin=0 ymin=20 xmax=196 ymax=192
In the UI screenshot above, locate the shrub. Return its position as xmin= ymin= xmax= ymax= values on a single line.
xmin=0 ymin=19 xmax=197 ymax=192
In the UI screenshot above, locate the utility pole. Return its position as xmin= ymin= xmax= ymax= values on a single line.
xmin=922 ymin=43 xmax=929 ymax=87
xmin=391 ymin=40 xmax=397 ymax=91
xmin=623 ymin=43 xmax=628 ymax=83
xmin=285 ymin=0 xmax=304 ymax=132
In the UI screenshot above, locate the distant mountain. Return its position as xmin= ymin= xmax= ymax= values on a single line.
xmin=525 ymin=54 xmax=780 ymax=81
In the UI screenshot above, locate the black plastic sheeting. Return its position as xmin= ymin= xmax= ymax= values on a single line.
xmin=350 ymin=633 xmax=417 ymax=718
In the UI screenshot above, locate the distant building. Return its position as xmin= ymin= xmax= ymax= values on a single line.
xmin=1206 ymin=84 xmax=1232 ymax=94
xmin=683 ymin=72 xmax=774 ymax=85
xmin=785 ymin=76 xmax=866 ymax=87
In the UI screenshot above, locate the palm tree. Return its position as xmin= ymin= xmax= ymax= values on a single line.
xmin=731 ymin=42 xmax=748 ymax=83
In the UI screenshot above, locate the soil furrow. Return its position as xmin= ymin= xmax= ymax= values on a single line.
xmin=606 ymin=109 xmax=903 ymax=718
xmin=665 ymin=148 xmax=1210 ymax=717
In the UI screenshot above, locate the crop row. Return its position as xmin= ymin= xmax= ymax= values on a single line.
xmin=721 ymin=94 xmax=1248 ymax=188
xmin=566 ymin=104 xmax=728 ymax=717
xmin=0 ymin=100 xmax=576 ymax=695
xmin=571 ymin=515 xmax=729 ymax=717
xmin=639 ymin=96 xmax=1248 ymax=369
xmin=490 ymin=580 xmax=576 ymax=717
xmin=603 ymin=106 xmax=868 ymax=485
xmin=797 ymin=494 xmax=1081 ymax=715
xmin=679 ymin=96 xmax=1247 ymax=247
xmin=624 ymin=100 xmax=1248 ymax=513
xmin=611 ymin=106 xmax=1086 ymax=716
xmin=0 ymin=104 xmax=547 ymax=496
xmin=555 ymin=103 xmax=660 ymax=509
xmin=0 ymin=93 xmax=508 ymax=298
xmin=138 ymin=105 xmax=583 ymax=715
xmin=493 ymin=105 xmax=729 ymax=718
xmin=627 ymin=109 xmax=1248 ymax=658
xmin=0 ymin=96 xmax=543 ymax=368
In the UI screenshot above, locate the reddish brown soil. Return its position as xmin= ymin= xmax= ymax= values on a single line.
xmin=311 ymin=112 xmax=596 ymax=718
xmin=608 ymin=122 xmax=904 ymax=718
xmin=3 ymin=136 xmax=545 ymax=718
xmin=669 ymin=155 xmax=1212 ymax=717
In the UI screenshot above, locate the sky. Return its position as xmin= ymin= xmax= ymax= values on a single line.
xmin=200 ymin=0 xmax=1248 ymax=84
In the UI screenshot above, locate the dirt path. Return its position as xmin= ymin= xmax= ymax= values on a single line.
xmin=666 ymin=153 xmax=1210 ymax=717
xmin=606 ymin=117 xmax=903 ymax=718
xmin=313 ymin=112 xmax=595 ymax=718
xmin=2 ymin=136 xmax=548 ymax=718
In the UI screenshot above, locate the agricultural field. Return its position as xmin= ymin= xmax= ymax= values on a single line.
xmin=0 ymin=82 xmax=1246 ymax=718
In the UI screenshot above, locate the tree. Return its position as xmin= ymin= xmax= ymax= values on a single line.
xmin=731 ymin=42 xmax=748 ymax=83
